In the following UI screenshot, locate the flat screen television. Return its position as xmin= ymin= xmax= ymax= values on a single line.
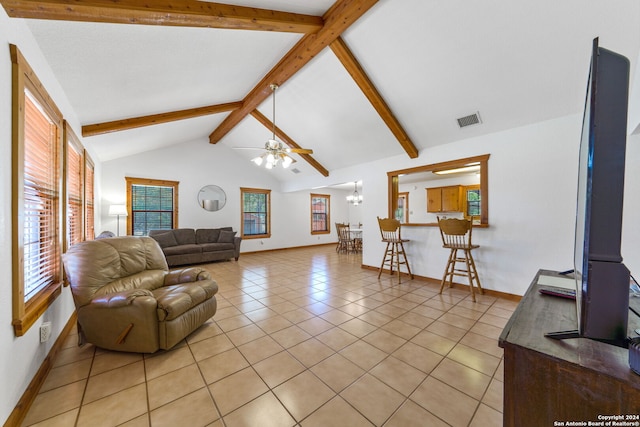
xmin=573 ymin=38 xmax=630 ymax=347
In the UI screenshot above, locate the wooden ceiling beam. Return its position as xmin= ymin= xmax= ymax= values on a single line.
xmin=209 ymin=0 xmax=379 ymax=146
xmin=250 ymin=110 xmax=329 ymax=177
xmin=82 ymin=101 xmax=242 ymax=137
xmin=330 ymin=36 xmax=418 ymax=159
xmin=0 ymin=0 xmax=324 ymax=33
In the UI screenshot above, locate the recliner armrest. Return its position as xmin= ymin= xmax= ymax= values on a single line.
xmin=90 ymin=289 xmax=155 ymax=309
xmin=163 ymin=267 xmax=211 ymax=286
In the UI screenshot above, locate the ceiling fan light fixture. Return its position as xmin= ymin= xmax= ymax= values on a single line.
xmin=252 ymin=156 xmax=264 ymax=166
xmin=245 ymin=84 xmax=311 ymax=171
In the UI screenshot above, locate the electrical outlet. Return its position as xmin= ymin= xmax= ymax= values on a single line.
xmin=40 ymin=322 xmax=52 ymax=343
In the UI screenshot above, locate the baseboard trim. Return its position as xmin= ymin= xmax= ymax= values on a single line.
xmin=4 ymin=313 xmax=77 ymax=427
xmin=361 ymin=264 xmax=522 ymax=302
xmin=240 ymin=242 xmax=337 ymax=255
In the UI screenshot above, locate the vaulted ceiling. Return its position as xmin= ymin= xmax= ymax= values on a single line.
xmin=4 ymin=0 xmax=640 ymax=185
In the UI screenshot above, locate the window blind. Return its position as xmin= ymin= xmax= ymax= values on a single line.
xmin=84 ymin=158 xmax=95 ymax=240
xmin=23 ymin=90 xmax=60 ymax=301
xmin=67 ymin=139 xmax=83 ymax=246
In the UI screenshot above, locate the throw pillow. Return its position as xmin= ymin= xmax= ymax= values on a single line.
xmin=152 ymin=232 xmax=178 ymax=248
xmin=218 ymin=230 xmax=237 ymax=243
xmin=196 ymin=228 xmax=221 ymax=244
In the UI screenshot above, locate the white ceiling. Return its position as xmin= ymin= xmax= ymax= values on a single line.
xmin=22 ymin=0 xmax=640 ymax=184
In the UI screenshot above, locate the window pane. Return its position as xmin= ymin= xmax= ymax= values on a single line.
xmin=467 ymin=189 xmax=481 ymax=217
xmin=131 ymin=184 xmax=174 ymax=235
xmin=23 ymin=90 xmax=60 ymax=301
xmin=242 ymin=190 xmax=269 ymax=236
xmin=311 ymin=195 xmax=329 ymax=232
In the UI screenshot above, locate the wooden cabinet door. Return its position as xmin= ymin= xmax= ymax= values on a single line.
xmin=441 ymin=186 xmax=461 ymax=211
xmin=427 ymin=188 xmax=442 ymax=212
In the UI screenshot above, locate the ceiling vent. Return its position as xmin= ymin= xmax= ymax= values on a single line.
xmin=457 ymin=112 xmax=482 ymax=128
xmin=290 ymin=168 xmax=301 ymax=174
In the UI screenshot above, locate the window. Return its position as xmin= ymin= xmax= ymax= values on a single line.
xmin=65 ymin=124 xmax=84 ymax=248
xmin=311 ymin=194 xmax=330 ymax=234
xmin=84 ymin=155 xmax=95 ymax=240
xmin=464 ymin=185 xmax=481 ymax=219
xmin=126 ymin=177 xmax=179 ymax=236
xmin=241 ymin=188 xmax=271 ymax=238
xmin=11 ymin=44 xmax=63 ymax=336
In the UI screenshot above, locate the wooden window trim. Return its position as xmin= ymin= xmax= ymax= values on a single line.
xmin=240 ymin=187 xmax=271 ymax=239
xmin=462 ymin=184 xmax=481 ymax=219
xmin=11 ymin=44 xmax=64 ymax=337
xmin=310 ymin=193 xmax=331 ymax=235
xmin=125 ymin=177 xmax=179 ymax=235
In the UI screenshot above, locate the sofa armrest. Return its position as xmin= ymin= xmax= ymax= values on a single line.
xmin=234 ymin=236 xmax=242 ymax=260
xmin=164 ymin=267 xmax=212 ymax=286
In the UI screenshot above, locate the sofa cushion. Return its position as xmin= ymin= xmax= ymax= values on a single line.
xmin=173 ymin=228 xmax=196 ymax=245
xmin=152 ymin=232 xmax=178 ymax=248
xmin=200 ymin=242 xmax=235 ymax=252
xmin=162 ymin=244 xmax=202 ymax=256
xmin=196 ymin=228 xmax=221 ymax=244
xmin=218 ymin=230 xmax=237 ymax=243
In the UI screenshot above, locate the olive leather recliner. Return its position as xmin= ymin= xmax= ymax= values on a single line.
xmin=62 ymin=236 xmax=218 ymax=353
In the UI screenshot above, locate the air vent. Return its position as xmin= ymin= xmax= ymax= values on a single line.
xmin=290 ymin=168 xmax=301 ymax=174
xmin=457 ymin=112 xmax=482 ymax=128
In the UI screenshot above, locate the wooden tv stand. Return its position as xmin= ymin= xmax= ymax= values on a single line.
xmin=499 ymin=269 xmax=640 ymax=426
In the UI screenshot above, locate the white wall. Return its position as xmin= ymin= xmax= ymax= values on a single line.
xmin=347 ymin=115 xmax=639 ymax=297
xmin=282 ymin=115 xmax=585 ymax=297
xmin=622 ymin=132 xmax=640 ymax=280
xmin=102 ymin=114 xmax=592 ymax=298
xmin=101 ymin=140 xmax=352 ymax=252
xmin=0 ymin=10 xmax=97 ymax=424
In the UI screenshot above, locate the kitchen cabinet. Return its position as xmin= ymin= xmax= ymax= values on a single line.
xmin=426 ymin=185 xmax=462 ymax=212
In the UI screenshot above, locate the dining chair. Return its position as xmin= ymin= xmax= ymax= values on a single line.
xmin=437 ymin=216 xmax=483 ymax=301
xmin=377 ymin=217 xmax=413 ymax=283
xmin=335 ymin=222 xmax=355 ymax=253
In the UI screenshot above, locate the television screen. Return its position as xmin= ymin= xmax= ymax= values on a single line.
xmin=572 ymin=38 xmax=630 ymax=346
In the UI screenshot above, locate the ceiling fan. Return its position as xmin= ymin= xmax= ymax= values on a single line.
xmin=236 ymin=84 xmax=313 ymax=169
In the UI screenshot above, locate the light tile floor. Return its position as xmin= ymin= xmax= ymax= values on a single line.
xmin=21 ymin=245 xmax=517 ymax=427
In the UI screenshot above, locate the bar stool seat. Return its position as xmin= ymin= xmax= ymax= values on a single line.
xmin=377 ymin=217 xmax=413 ymax=283
xmin=437 ymin=216 xmax=483 ymax=301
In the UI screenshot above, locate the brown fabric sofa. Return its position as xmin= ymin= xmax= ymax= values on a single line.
xmin=62 ymin=236 xmax=218 ymax=353
xmin=148 ymin=227 xmax=241 ymax=267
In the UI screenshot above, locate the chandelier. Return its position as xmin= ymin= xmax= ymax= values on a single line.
xmin=346 ymin=181 xmax=363 ymax=205
xmin=251 ymin=84 xmax=294 ymax=169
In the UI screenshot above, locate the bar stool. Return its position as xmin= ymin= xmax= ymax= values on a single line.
xmin=437 ymin=216 xmax=483 ymax=302
xmin=377 ymin=217 xmax=413 ymax=283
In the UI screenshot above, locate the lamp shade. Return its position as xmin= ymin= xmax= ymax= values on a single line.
xmin=108 ymin=204 xmax=128 ymax=216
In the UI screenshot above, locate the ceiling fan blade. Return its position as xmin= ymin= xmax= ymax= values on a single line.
xmin=287 ymin=148 xmax=313 ymax=154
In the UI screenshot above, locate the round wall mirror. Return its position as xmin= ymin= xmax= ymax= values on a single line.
xmin=198 ymin=185 xmax=226 ymax=211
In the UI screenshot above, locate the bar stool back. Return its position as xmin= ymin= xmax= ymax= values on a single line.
xmin=437 ymin=216 xmax=483 ymax=301
xmin=377 ymin=217 xmax=413 ymax=283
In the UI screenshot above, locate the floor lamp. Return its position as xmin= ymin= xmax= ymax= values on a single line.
xmin=108 ymin=204 xmax=128 ymax=236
